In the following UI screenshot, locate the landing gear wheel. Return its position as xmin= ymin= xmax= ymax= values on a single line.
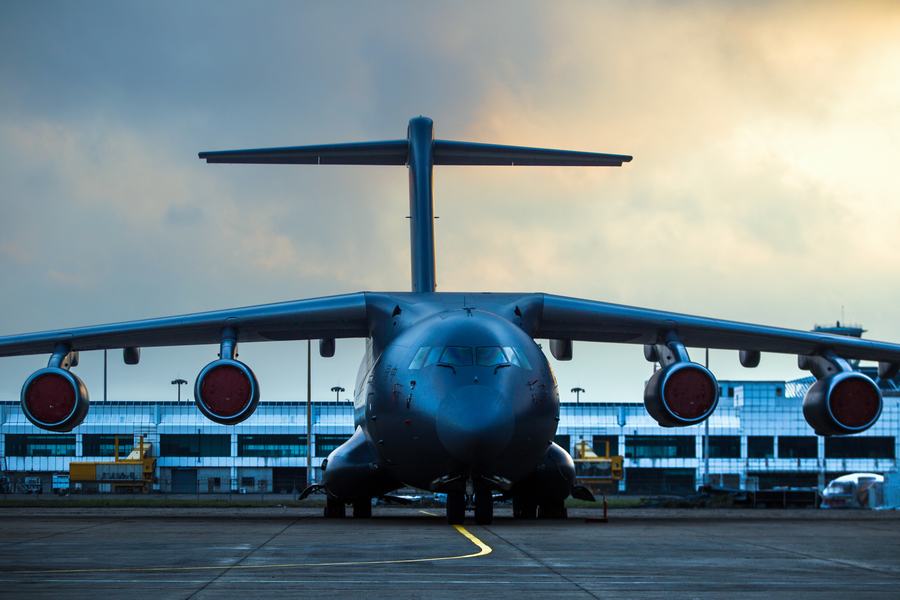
xmin=446 ymin=492 xmax=466 ymax=524
xmin=353 ymin=498 xmax=372 ymax=518
xmin=324 ymin=496 xmax=346 ymax=518
xmin=537 ymin=498 xmax=567 ymax=519
xmin=474 ymin=485 xmax=493 ymax=525
xmin=513 ymin=496 xmax=537 ymax=519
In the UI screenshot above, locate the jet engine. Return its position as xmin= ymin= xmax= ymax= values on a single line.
xmin=21 ymin=367 xmax=90 ymax=432
xmin=798 ymin=352 xmax=882 ymax=435
xmin=643 ymin=339 xmax=719 ymax=427
xmin=802 ymin=372 xmax=882 ymax=435
xmin=194 ymin=358 xmax=260 ymax=425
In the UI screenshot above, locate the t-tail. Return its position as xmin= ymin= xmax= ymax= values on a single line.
xmin=199 ymin=117 xmax=632 ymax=293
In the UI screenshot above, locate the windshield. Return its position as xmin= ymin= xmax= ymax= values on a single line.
xmin=440 ymin=346 xmax=473 ymax=366
xmin=476 ymin=346 xmax=506 ymax=366
xmin=409 ymin=345 xmax=533 ymax=370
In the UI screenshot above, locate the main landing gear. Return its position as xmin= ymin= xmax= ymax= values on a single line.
xmin=512 ymin=495 xmax=567 ymax=519
xmin=324 ymin=496 xmax=373 ymax=518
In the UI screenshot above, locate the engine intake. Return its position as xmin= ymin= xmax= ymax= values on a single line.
xmin=803 ymin=372 xmax=882 ymax=435
xmin=21 ymin=367 xmax=90 ymax=432
xmin=644 ymin=362 xmax=719 ymax=427
xmin=194 ymin=359 xmax=260 ymax=425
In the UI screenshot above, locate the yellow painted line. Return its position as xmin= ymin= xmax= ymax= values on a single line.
xmin=9 ymin=524 xmax=491 ymax=575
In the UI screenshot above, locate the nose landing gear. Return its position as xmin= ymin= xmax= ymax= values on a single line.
xmin=447 ymin=492 xmax=466 ymax=524
xmin=445 ymin=481 xmax=495 ymax=525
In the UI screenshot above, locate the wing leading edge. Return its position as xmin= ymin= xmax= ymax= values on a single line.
xmin=537 ymin=293 xmax=900 ymax=365
xmin=0 ymin=292 xmax=370 ymax=357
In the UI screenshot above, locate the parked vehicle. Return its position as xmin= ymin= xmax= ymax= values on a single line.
xmin=821 ymin=473 xmax=884 ymax=509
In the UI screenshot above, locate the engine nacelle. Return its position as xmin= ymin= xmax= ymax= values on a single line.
xmin=644 ymin=362 xmax=719 ymax=427
xmin=21 ymin=367 xmax=90 ymax=432
xmin=194 ymin=359 xmax=260 ymax=425
xmin=802 ymin=372 xmax=882 ymax=435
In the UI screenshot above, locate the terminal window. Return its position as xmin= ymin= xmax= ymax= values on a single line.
xmin=5 ymin=434 xmax=75 ymax=457
xmin=238 ymin=435 xmax=308 ymax=457
xmin=747 ymin=436 xmax=774 ymax=459
xmin=315 ymin=434 xmax=351 ymax=457
xmin=625 ymin=435 xmax=696 ymax=459
xmin=824 ymin=436 xmax=895 ymax=459
xmin=160 ymin=434 xmax=230 ymax=457
xmin=707 ymin=436 xmax=741 ymax=458
xmin=592 ymin=435 xmax=619 ymax=456
xmin=82 ymin=434 xmax=132 ymax=457
xmin=777 ymin=436 xmax=818 ymax=459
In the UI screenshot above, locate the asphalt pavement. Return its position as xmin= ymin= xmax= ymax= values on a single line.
xmin=0 ymin=507 xmax=897 ymax=599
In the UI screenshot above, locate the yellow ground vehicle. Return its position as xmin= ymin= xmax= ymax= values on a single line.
xmin=69 ymin=436 xmax=156 ymax=493
xmin=573 ymin=439 xmax=623 ymax=494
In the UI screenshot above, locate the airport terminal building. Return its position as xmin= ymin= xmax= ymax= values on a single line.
xmin=1 ymin=373 xmax=897 ymax=495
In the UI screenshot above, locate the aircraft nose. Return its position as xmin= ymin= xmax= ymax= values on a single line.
xmin=436 ymin=384 xmax=514 ymax=465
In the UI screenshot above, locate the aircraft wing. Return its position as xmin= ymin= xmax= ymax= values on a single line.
xmin=0 ymin=292 xmax=369 ymax=357
xmin=537 ymin=293 xmax=900 ymax=364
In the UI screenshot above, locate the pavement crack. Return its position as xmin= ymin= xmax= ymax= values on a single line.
xmin=4 ymin=518 xmax=122 ymax=547
xmin=185 ymin=517 xmax=299 ymax=599
xmin=483 ymin=526 xmax=601 ymax=599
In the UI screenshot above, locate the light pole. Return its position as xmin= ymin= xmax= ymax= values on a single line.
xmin=171 ymin=378 xmax=188 ymax=403
xmin=330 ymin=386 xmax=345 ymax=402
xmin=571 ymin=387 xmax=585 ymax=403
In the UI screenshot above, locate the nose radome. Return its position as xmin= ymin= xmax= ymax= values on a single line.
xmin=436 ymin=384 xmax=514 ymax=465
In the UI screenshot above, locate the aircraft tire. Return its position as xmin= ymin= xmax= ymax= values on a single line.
xmin=474 ymin=486 xmax=493 ymax=525
xmin=512 ymin=496 xmax=537 ymax=519
xmin=537 ymin=498 xmax=567 ymax=519
xmin=353 ymin=498 xmax=372 ymax=518
xmin=324 ymin=496 xmax=346 ymax=518
xmin=446 ymin=492 xmax=466 ymax=524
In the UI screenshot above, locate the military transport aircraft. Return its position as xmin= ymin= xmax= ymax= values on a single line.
xmin=2 ymin=116 xmax=897 ymax=524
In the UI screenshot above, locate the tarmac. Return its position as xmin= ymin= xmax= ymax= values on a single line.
xmin=0 ymin=506 xmax=898 ymax=599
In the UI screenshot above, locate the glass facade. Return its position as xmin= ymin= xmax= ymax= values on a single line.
xmin=160 ymin=434 xmax=230 ymax=457
xmin=777 ymin=436 xmax=818 ymax=459
xmin=824 ymin=436 xmax=895 ymax=459
xmin=747 ymin=436 xmax=775 ymax=459
xmin=315 ymin=434 xmax=350 ymax=457
xmin=5 ymin=434 xmax=75 ymax=457
xmin=707 ymin=436 xmax=741 ymax=458
xmin=592 ymin=435 xmax=619 ymax=457
xmin=626 ymin=435 xmax=696 ymax=459
xmin=82 ymin=434 xmax=133 ymax=457
xmin=238 ymin=434 xmax=308 ymax=457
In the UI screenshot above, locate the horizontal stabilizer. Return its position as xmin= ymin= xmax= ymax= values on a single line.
xmin=199 ymin=140 xmax=408 ymax=165
xmin=433 ymin=140 xmax=632 ymax=166
xmin=200 ymin=139 xmax=631 ymax=167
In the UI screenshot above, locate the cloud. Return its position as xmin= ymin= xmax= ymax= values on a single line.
xmin=1 ymin=1 xmax=900 ymax=403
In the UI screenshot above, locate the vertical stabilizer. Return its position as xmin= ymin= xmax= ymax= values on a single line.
xmin=198 ymin=117 xmax=631 ymax=294
xmin=407 ymin=117 xmax=437 ymax=293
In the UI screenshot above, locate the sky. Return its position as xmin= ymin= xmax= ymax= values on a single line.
xmin=1 ymin=1 xmax=900 ymax=404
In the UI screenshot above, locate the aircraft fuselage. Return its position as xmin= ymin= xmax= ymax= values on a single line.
xmin=331 ymin=293 xmax=560 ymax=495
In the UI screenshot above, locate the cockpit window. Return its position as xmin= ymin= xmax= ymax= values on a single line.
xmin=408 ymin=346 xmax=443 ymax=370
xmin=476 ymin=346 xmax=507 ymax=367
xmin=440 ymin=346 xmax=474 ymax=366
xmin=409 ymin=345 xmax=532 ymax=370
xmin=503 ymin=346 xmax=532 ymax=370
xmin=408 ymin=347 xmax=430 ymax=370
xmin=423 ymin=346 xmax=443 ymax=367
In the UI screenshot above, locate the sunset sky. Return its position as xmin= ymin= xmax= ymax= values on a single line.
xmin=2 ymin=1 xmax=900 ymax=403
